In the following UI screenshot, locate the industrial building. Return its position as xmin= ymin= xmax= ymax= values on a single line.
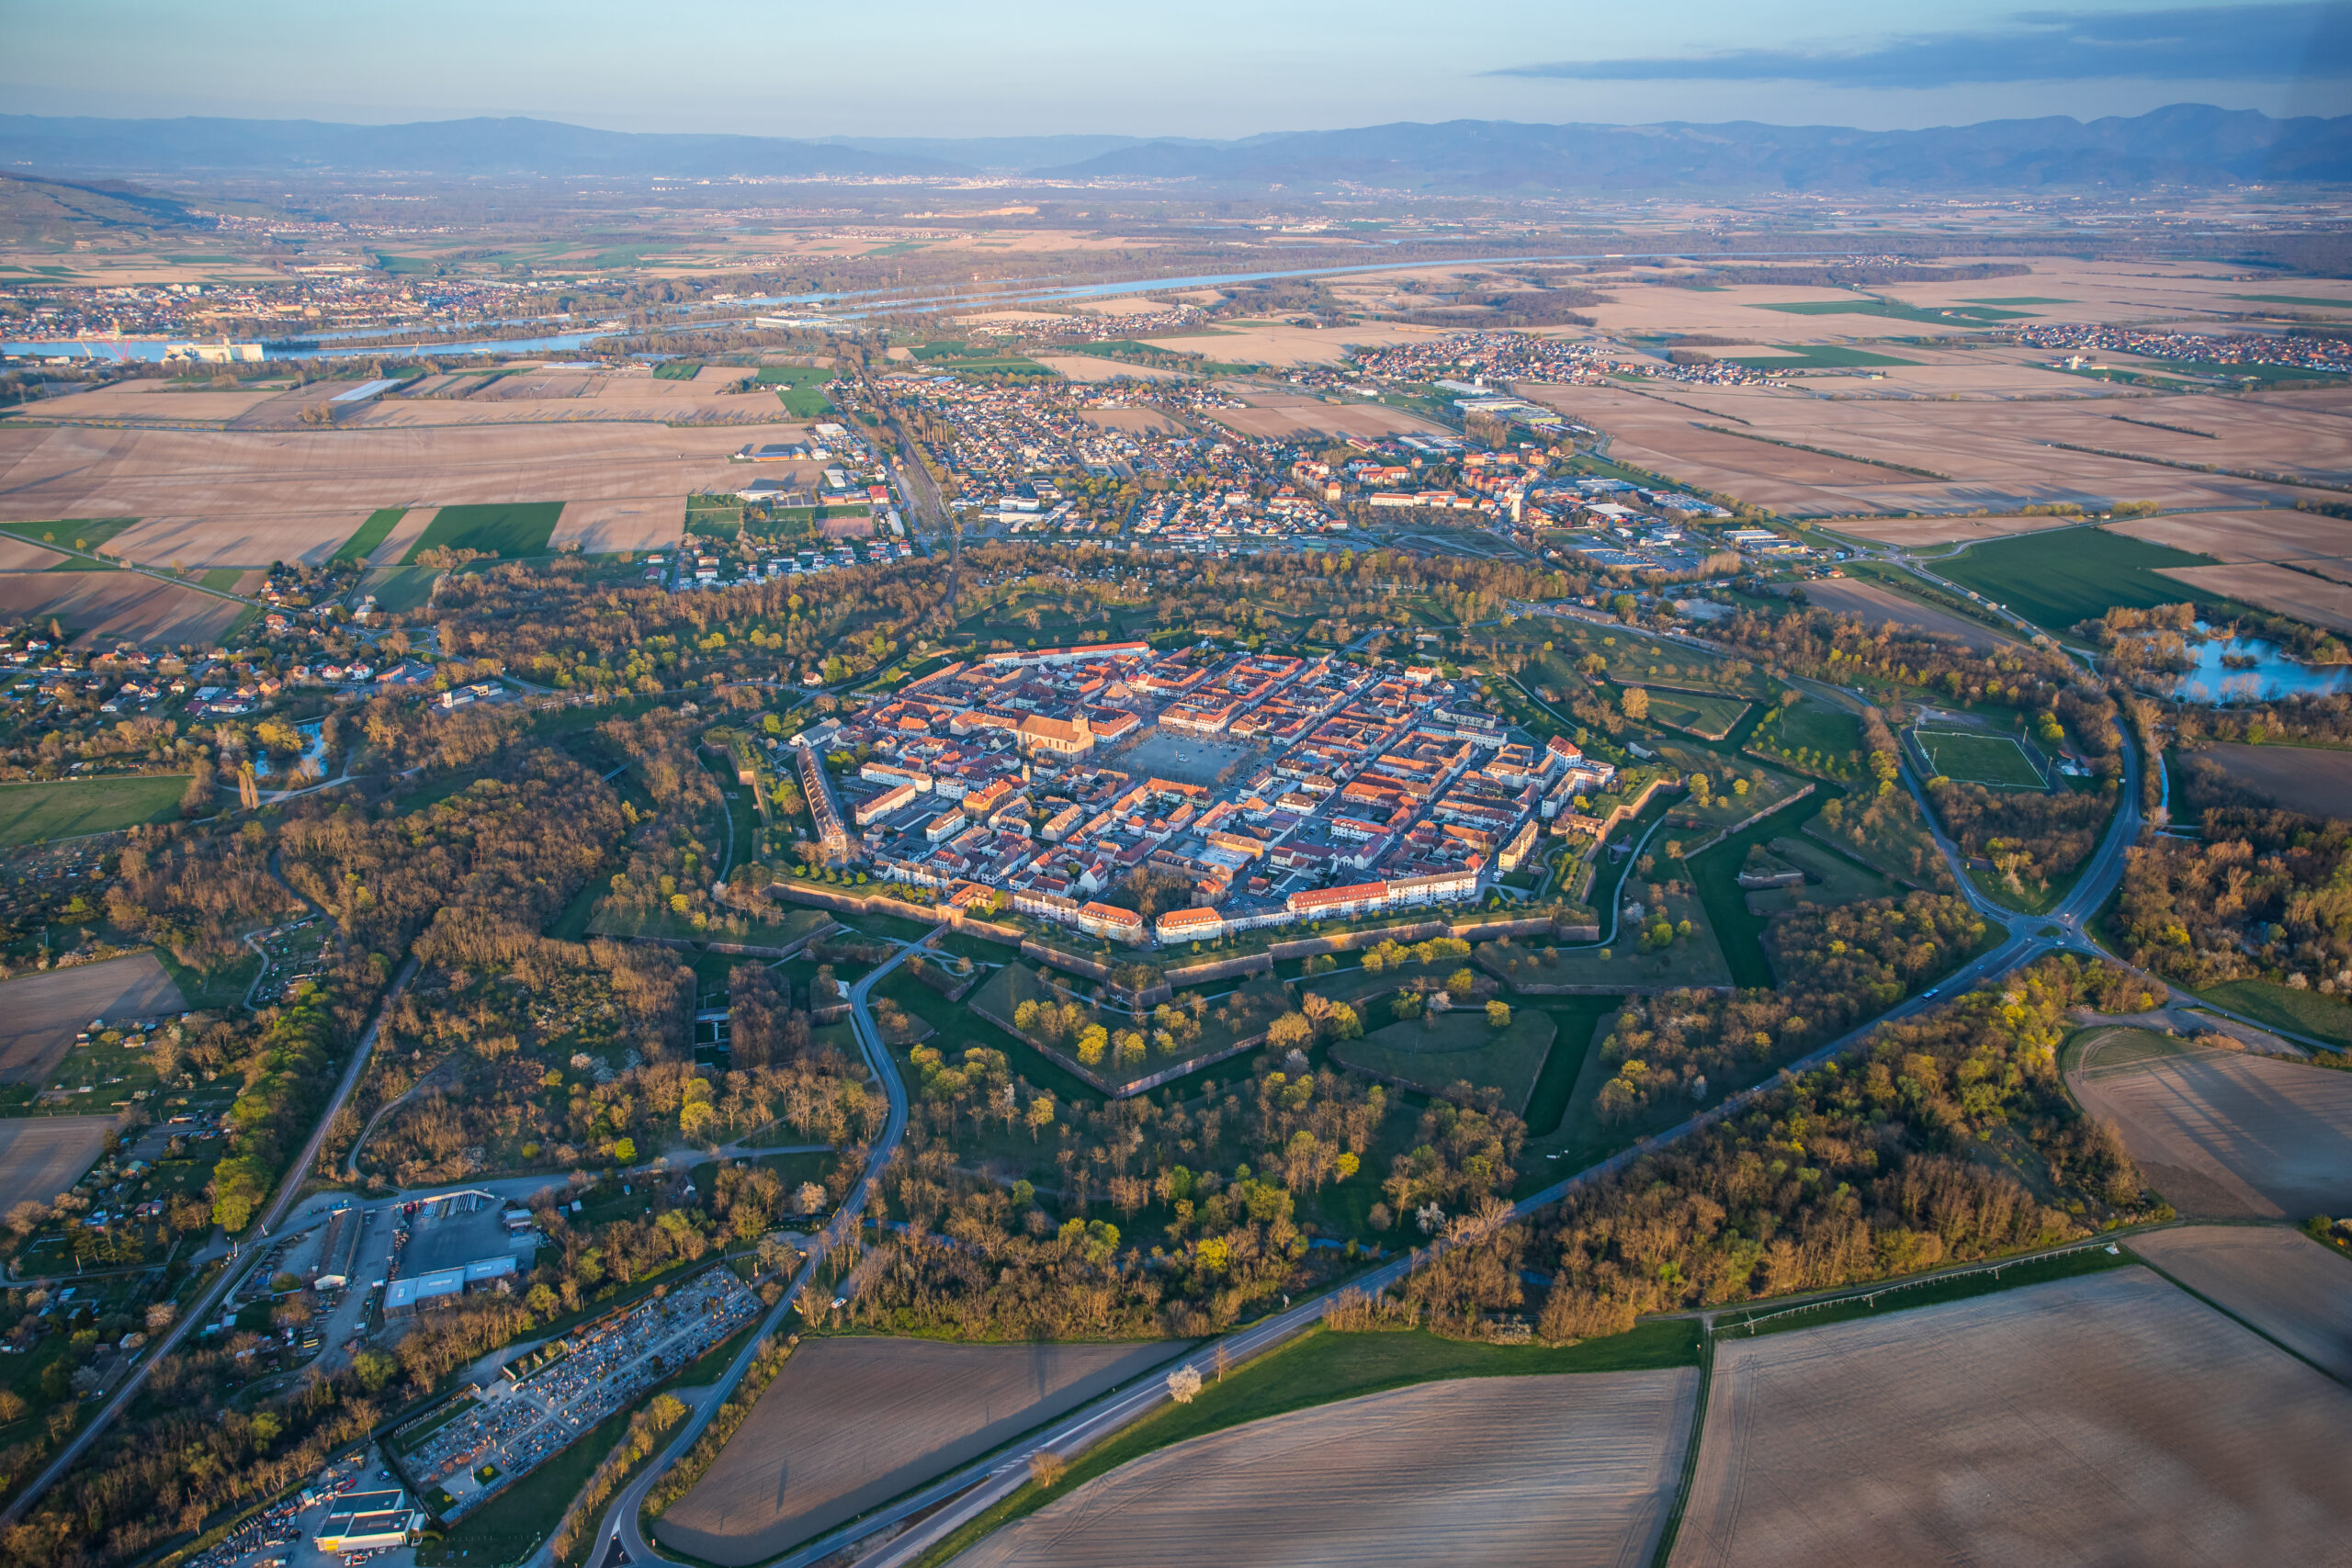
xmin=311 ymin=1204 xmax=365 ymax=1292
xmin=384 ymin=1190 xmax=540 ymax=1314
xmin=314 ymin=1490 xmax=425 ymax=1552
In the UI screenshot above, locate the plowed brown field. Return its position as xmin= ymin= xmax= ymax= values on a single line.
xmin=2199 ymin=743 xmax=2352 ymax=818
xmin=2066 ymin=1036 xmax=2352 ymax=1218
xmin=0 ymin=570 xmax=246 ymax=647
xmin=958 ymin=1369 xmax=1699 ymax=1568
xmin=0 ymin=953 xmax=188 ymax=1086
xmin=2129 ymin=1225 xmax=2352 ymax=1380
xmin=1670 ymin=1269 xmax=2352 ymax=1568
xmin=654 ymin=1337 xmax=1181 ymax=1563
xmin=0 ymin=1117 xmax=116 ymax=1206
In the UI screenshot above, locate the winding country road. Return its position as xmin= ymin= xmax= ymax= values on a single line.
xmin=581 ymin=937 xmax=922 ymax=1568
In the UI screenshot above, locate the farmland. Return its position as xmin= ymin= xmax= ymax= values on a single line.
xmin=0 ymin=953 xmax=187 ymax=1088
xmin=402 ymin=501 xmax=565 ymax=561
xmin=0 ymin=570 xmax=247 ymax=648
xmin=0 ymin=775 xmax=190 ymax=845
xmin=652 ymin=1337 xmax=1179 ymax=1563
xmin=957 ymin=1370 xmax=1698 ymax=1568
xmin=2127 ymin=1225 xmax=2352 ymax=1381
xmin=1935 ymin=527 xmax=2221 ymax=633
xmin=1913 ymin=727 xmax=2044 ymax=788
xmin=332 ymin=506 xmax=406 ymax=563
xmin=1669 ymin=1269 xmax=2352 ymax=1567
xmin=2064 ymin=1031 xmax=2352 ymax=1218
xmin=1332 ymin=1008 xmax=1557 ymax=1112
xmin=1799 ymin=578 xmax=2014 ymax=652
xmin=0 ymin=1117 xmax=114 ymax=1206
xmin=2196 ymin=743 xmax=2352 ymax=819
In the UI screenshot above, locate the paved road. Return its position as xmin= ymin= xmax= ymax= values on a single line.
xmin=582 ymin=937 xmax=922 ymax=1568
xmin=0 ymin=952 xmax=421 ymax=1527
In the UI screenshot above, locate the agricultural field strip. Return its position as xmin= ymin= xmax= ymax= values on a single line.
xmin=2125 ymin=1225 xmax=2352 ymax=1382
xmin=2064 ymin=1048 xmax=2352 ymax=1221
xmin=655 ymin=1338 xmax=1183 ymax=1563
xmin=955 ymin=1371 xmax=1699 ymax=1568
xmin=1668 ymin=1268 xmax=2352 ymax=1568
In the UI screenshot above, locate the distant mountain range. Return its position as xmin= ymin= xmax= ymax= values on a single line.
xmin=3 ymin=106 xmax=2346 ymax=190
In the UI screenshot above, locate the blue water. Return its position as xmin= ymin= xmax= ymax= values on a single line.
xmin=2168 ymin=629 xmax=2352 ymax=703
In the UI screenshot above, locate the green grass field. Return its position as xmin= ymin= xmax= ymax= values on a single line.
xmin=2196 ymin=979 xmax=2352 ymax=1049
xmin=652 ymin=360 xmax=701 ymax=380
xmin=1935 ymin=526 xmax=2218 ymax=633
xmin=1720 ymin=344 xmax=1919 ymax=368
xmin=0 ymin=518 xmax=140 ymax=556
xmin=402 ymin=502 xmax=564 ymax=562
xmin=333 ymin=507 xmax=406 ymax=564
xmin=1333 ymin=1009 xmax=1556 ymax=1113
xmin=1745 ymin=834 xmax=1896 ymax=918
xmin=198 ymin=568 xmax=244 ymax=592
xmin=1755 ymin=298 xmax=2030 ymax=324
xmin=1724 ymin=1245 xmax=2134 ymax=1339
xmin=360 ymin=564 xmax=441 ymax=615
xmin=0 ymin=776 xmax=188 ymax=845
xmin=909 ymin=1321 xmax=1701 ymax=1568
xmin=2229 ymin=294 xmax=2351 ymax=309
xmin=1916 ymin=728 xmax=2044 ymax=789
xmin=1644 ymin=689 xmax=1750 ymax=740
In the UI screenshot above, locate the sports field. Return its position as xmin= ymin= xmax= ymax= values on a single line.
xmin=1914 ymin=728 xmax=2043 ymax=788
xmin=0 ymin=774 xmax=189 ymax=844
xmin=401 ymin=502 xmax=564 ymax=562
xmin=1935 ymin=526 xmax=2219 ymax=631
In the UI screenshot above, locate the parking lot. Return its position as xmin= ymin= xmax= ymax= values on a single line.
xmin=400 ymin=1266 xmax=762 ymax=1518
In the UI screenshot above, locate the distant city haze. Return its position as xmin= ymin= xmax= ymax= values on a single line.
xmin=3 ymin=0 xmax=2346 ymax=136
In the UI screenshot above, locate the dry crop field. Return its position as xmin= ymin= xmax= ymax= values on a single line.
xmin=1205 ymin=393 xmax=1448 ymax=441
xmin=35 ymin=383 xmax=288 ymax=426
xmin=1669 ymin=1269 xmax=2352 ymax=1568
xmin=654 ymin=1337 xmax=1179 ymax=1564
xmin=1523 ymin=382 xmax=2310 ymax=517
xmin=0 ymin=570 xmax=247 ymax=646
xmin=1826 ymin=513 xmax=2086 ymax=547
xmin=107 ymin=508 xmax=378 ymax=568
xmin=0 ymin=953 xmax=187 ymax=1087
xmin=1139 ymin=320 xmax=1442 ymax=367
xmin=1798 ymin=580 xmax=2016 ymax=651
xmin=957 ymin=1370 xmax=1699 ymax=1568
xmin=0 ymin=423 xmax=755 ymax=559
xmin=353 ymin=370 xmax=794 ymax=428
xmin=0 ymin=1116 xmax=119 ymax=1207
xmin=2157 ymin=564 xmax=2352 ymax=634
xmin=2197 ymin=744 xmax=2352 ymax=818
xmin=1035 ymin=356 xmax=1191 ymax=384
xmin=551 ymin=496 xmax=687 ymax=554
xmin=2127 ymin=1225 xmax=2352 ymax=1381
xmin=2065 ymin=1032 xmax=2352 ymax=1219
xmin=2116 ymin=508 xmax=2352 ymax=568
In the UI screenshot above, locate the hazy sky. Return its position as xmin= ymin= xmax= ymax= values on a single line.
xmin=3 ymin=0 xmax=2345 ymax=135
